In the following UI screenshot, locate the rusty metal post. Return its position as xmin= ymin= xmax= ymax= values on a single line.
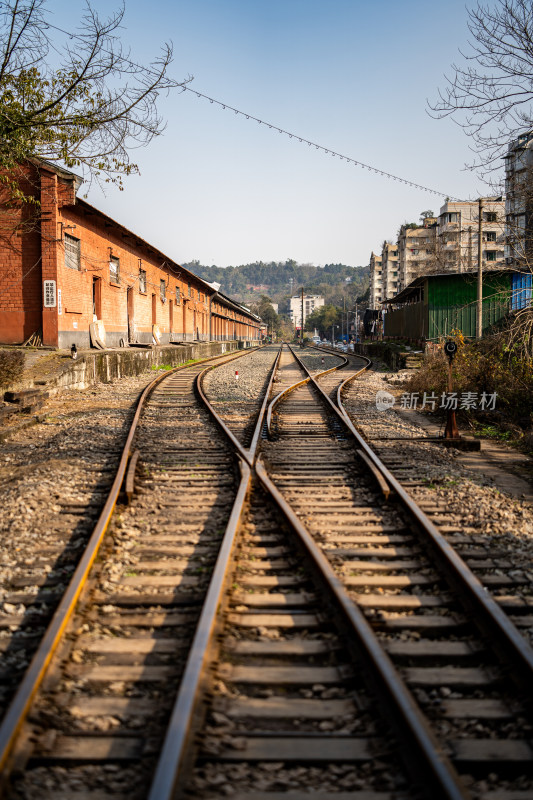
xmin=443 ymin=340 xmax=459 ymax=439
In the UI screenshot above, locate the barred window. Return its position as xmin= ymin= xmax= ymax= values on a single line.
xmin=139 ymin=269 xmax=147 ymax=293
xmin=160 ymin=279 xmax=166 ymax=300
xmin=188 ymin=282 xmax=192 ymax=297
xmin=110 ymin=256 xmax=120 ymax=283
xmin=64 ymin=234 xmax=81 ymax=271
xmin=197 ymin=289 xmax=201 ymax=300
xmin=175 ymin=286 xmax=180 ymax=303
xmin=486 ymin=250 xmax=497 ymax=262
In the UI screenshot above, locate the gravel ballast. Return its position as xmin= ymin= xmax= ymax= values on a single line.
xmin=342 ymin=364 xmax=533 ymax=636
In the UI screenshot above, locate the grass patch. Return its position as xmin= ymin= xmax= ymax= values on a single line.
xmin=474 ymin=424 xmax=513 ymax=442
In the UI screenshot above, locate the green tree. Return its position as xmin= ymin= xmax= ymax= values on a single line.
xmin=0 ymin=0 xmax=184 ymax=197
xmin=305 ymin=304 xmax=342 ymax=339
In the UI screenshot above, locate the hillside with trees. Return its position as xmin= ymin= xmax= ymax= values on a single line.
xmin=183 ymin=259 xmax=369 ymax=314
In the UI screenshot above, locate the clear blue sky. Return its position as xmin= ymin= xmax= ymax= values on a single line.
xmin=47 ymin=0 xmax=496 ymax=268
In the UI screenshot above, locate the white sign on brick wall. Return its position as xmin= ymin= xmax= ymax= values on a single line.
xmin=44 ymin=280 xmax=56 ymax=307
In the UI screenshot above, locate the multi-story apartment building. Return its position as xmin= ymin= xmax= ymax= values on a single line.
xmin=371 ymin=200 xmax=505 ymax=309
xmin=369 ymin=252 xmax=383 ymax=308
xmin=289 ymin=294 xmax=324 ymax=330
xmin=397 ymin=218 xmax=437 ymax=292
xmin=381 ymin=242 xmax=399 ymax=301
xmin=504 ymin=131 xmax=533 ymax=265
xmin=437 ymin=199 xmax=505 ymax=273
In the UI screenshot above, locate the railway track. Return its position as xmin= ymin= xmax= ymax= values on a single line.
xmin=2 ymin=343 xmax=533 ymax=799
xmin=0 ymin=380 xmax=154 ymax=719
xmin=153 ymin=343 xmax=533 ymax=799
xmin=0 ymin=344 xmax=274 ymax=799
xmin=273 ymin=346 xmax=533 ymax=797
xmin=337 ymin=362 xmax=533 ymax=636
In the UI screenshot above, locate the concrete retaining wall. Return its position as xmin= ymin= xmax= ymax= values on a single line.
xmin=21 ymin=340 xmax=257 ymax=394
xmin=352 ymin=342 xmax=423 ymax=371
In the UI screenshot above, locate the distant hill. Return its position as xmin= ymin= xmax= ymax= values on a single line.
xmin=183 ymin=259 xmax=369 ymax=312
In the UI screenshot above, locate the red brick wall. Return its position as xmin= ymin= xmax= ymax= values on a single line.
xmin=56 ymin=203 xmax=212 ymax=348
xmin=0 ymin=163 xmax=42 ymax=343
xmin=0 ymin=162 xmax=260 ymax=347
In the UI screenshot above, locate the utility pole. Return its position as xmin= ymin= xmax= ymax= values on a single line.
xmin=301 ymin=287 xmax=304 ymax=345
xmin=476 ymin=198 xmax=483 ymax=339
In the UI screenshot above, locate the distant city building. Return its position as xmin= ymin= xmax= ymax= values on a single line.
xmin=397 ymin=218 xmax=437 ymax=293
xmin=370 ymin=199 xmax=506 ymax=310
xmin=271 ymin=302 xmax=279 ymax=314
xmin=437 ymin=199 xmax=505 ymax=273
xmin=369 ymin=252 xmax=383 ymax=309
xmin=504 ymin=131 xmax=533 ymax=265
xmin=289 ymin=294 xmax=324 ymax=329
xmin=381 ymin=242 xmax=399 ymax=301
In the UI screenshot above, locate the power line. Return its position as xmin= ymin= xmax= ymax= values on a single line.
xmin=41 ymin=18 xmax=461 ymax=201
xmin=182 ymin=86 xmax=462 ymax=201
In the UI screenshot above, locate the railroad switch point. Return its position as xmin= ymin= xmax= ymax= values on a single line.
xmin=436 ymin=436 xmax=481 ymax=451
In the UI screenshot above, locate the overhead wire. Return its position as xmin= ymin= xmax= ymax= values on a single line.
xmin=181 ymin=86 xmax=462 ymax=201
xmin=39 ymin=19 xmax=462 ymax=201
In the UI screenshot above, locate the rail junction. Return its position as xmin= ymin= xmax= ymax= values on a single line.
xmin=0 ymin=343 xmax=532 ymax=799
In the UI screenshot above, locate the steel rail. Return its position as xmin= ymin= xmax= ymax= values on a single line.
xmin=334 ymin=356 xmax=533 ymax=696
xmin=0 ymin=343 xmax=264 ymax=778
xmin=246 ymin=344 xmax=283 ymax=460
xmin=147 ymin=344 xmax=284 ymax=800
xmin=265 ymin=353 xmax=344 ymax=437
xmin=195 ymin=363 xmax=253 ymax=467
xmin=261 ymin=347 xmax=469 ymax=800
xmin=292 ymin=345 xmax=533 ymax=700
xmin=147 ymin=460 xmax=251 ymax=800
xmin=254 ymin=459 xmax=468 ymax=800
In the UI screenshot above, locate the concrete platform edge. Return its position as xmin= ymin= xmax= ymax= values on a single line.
xmin=11 ymin=341 xmax=258 ymax=395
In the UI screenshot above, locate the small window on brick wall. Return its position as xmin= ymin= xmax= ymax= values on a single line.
xmin=65 ymin=233 xmax=81 ymax=270
xmin=188 ymin=282 xmax=192 ymax=297
xmin=160 ymin=279 xmax=166 ymax=301
xmin=175 ymin=286 xmax=180 ymax=303
xmin=139 ymin=269 xmax=147 ymax=293
xmin=110 ymin=256 xmax=120 ymax=283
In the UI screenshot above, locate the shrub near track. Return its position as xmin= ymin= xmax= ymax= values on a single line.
xmin=403 ymin=332 xmax=533 ymax=452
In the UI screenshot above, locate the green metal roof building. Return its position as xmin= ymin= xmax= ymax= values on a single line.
xmin=383 ymin=270 xmax=531 ymax=341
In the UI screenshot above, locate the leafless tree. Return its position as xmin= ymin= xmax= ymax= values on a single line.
xmin=0 ymin=0 xmax=191 ymax=194
xmin=429 ymin=0 xmax=533 ymax=176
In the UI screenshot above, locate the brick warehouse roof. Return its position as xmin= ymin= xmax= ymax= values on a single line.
xmin=36 ymin=159 xmax=260 ymax=323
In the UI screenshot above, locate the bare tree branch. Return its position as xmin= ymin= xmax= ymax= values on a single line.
xmin=0 ymin=0 xmax=191 ymax=194
xmin=428 ymin=0 xmax=533 ymax=176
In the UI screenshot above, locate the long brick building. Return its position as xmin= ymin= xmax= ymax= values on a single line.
xmin=0 ymin=160 xmax=260 ymax=348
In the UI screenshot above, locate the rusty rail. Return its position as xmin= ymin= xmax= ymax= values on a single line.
xmin=147 ymin=343 xmax=284 ymax=800
xmin=152 ymin=344 xmax=470 ymax=800
xmin=0 ymin=343 xmax=265 ymax=778
xmin=292 ymin=345 xmax=533 ymax=699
